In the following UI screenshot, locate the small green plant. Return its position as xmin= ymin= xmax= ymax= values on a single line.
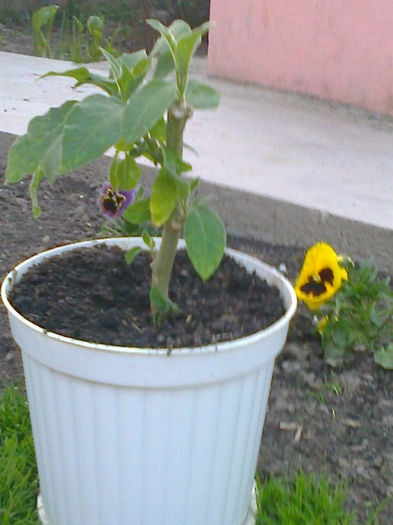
xmin=295 ymin=244 xmax=393 ymax=369
xmin=69 ymin=15 xmax=84 ymax=63
xmin=311 ymin=379 xmax=343 ymax=404
xmin=86 ymin=14 xmax=105 ymax=60
xmin=318 ymin=262 xmax=393 ymax=368
xmin=255 ymin=471 xmax=381 ymax=524
xmin=6 ymin=18 xmax=223 ymax=318
xmin=31 ymin=5 xmax=120 ymax=63
xmin=32 ymin=4 xmax=59 ymax=58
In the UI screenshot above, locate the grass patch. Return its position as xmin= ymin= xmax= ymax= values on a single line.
xmin=0 ymin=385 xmax=384 ymax=523
xmin=255 ymin=472 xmax=382 ymax=524
xmin=0 ymin=385 xmax=38 ymax=524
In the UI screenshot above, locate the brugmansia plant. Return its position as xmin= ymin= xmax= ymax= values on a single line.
xmin=6 ymin=19 xmax=224 ymax=316
xmin=295 ymin=243 xmax=393 ymax=369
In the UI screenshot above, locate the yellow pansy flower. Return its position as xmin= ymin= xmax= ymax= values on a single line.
xmin=295 ymin=243 xmax=348 ymax=310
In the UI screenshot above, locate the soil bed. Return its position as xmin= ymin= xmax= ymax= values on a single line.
xmin=0 ymin=127 xmax=392 ymax=522
xmin=9 ymin=246 xmax=284 ymax=348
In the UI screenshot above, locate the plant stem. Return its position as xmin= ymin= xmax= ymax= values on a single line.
xmin=150 ymin=101 xmax=192 ymax=314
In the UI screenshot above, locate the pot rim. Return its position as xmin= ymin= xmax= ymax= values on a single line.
xmin=1 ymin=237 xmax=297 ymax=357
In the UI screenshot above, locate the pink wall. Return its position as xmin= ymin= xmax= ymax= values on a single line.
xmin=208 ymin=0 xmax=393 ymax=115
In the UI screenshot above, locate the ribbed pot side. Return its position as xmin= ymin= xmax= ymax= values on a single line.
xmin=2 ymin=238 xmax=297 ymax=525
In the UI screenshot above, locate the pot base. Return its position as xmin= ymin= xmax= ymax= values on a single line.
xmin=37 ymin=494 xmax=55 ymax=525
xmin=37 ymin=485 xmax=257 ymax=525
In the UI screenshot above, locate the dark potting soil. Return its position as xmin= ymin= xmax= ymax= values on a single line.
xmin=9 ymin=246 xmax=285 ymax=348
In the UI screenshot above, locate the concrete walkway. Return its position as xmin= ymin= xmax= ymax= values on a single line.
xmin=1 ymin=51 xmax=392 ymax=232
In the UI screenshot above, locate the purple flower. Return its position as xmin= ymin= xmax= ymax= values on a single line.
xmin=98 ymin=183 xmax=136 ymax=218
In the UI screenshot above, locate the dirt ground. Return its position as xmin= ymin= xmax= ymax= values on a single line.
xmin=0 ymin=23 xmax=35 ymax=55
xmin=0 ymin=130 xmax=392 ymax=523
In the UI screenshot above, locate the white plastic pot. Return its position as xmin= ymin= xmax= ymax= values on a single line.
xmin=2 ymin=238 xmax=297 ymax=525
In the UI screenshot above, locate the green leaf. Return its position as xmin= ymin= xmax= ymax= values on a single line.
xmin=122 ymin=79 xmax=177 ymax=144
xmin=150 ymin=117 xmax=166 ymax=142
xmin=163 ymin=148 xmax=191 ymax=174
xmin=175 ymin=31 xmax=202 ymax=91
xmin=169 ymin=19 xmax=192 ymax=40
xmin=120 ymin=50 xmax=147 ymax=71
xmin=6 ymin=101 xmax=76 ymax=184
xmin=117 ymin=156 xmax=141 ymax=190
xmin=185 ymin=80 xmax=221 ymax=109
xmin=125 ymin=246 xmax=143 ymax=265
xmin=119 ymin=54 xmax=152 ymax=99
xmin=62 ymin=94 xmax=124 ymax=171
xmin=189 ymin=176 xmax=200 ymax=194
xmin=32 ymin=5 xmax=59 ymax=36
xmin=147 ymin=19 xmax=176 ymax=54
xmin=150 ymin=285 xmax=180 ymax=315
xmin=40 ymin=134 xmax=63 ymax=183
xmin=100 ymin=47 xmax=122 ymax=80
xmin=150 ymin=171 xmax=178 ymax=226
xmin=184 ymin=142 xmax=199 ymax=157
xmin=168 ymin=171 xmax=190 ymax=201
xmin=184 ymin=204 xmax=226 ymax=280
xmin=142 ymin=230 xmax=155 ymax=250
xmin=151 ymin=20 xmax=192 ymax=78
xmin=87 ymin=15 xmax=104 ymax=37
xmin=154 ymin=50 xmax=175 ymax=78
xmin=123 ymin=198 xmax=151 ymax=224
xmin=42 ymin=66 xmax=89 ymax=83
xmin=193 ymin=21 xmax=210 ymax=39
xmin=42 ymin=68 xmax=117 ymax=96
xmin=161 ymin=150 xmax=192 ymax=199
xmin=109 ymin=154 xmax=119 ymax=190
xmin=29 ymin=169 xmax=45 ymax=217
xmin=72 ymin=15 xmax=84 ymax=33
xmin=374 ymin=345 xmax=393 ymax=370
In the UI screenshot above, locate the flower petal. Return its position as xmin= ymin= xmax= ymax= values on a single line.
xmin=295 ymin=242 xmax=347 ymax=310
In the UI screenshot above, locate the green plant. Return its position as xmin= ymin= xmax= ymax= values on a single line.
xmin=30 ymin=4 xmax=121 ymax=63
xmin=295 ymin=244 xmax=393 ymax=369
xmin=0 ymin=385 xmax=38 ymax=524
xmin=32 ymin=4 xmax=59 ymax=57
xmin=5 ymin=18 xmax=223 ymax=317
xmin=86 ymin=14 xmax=104 ymax=60
xmin=311 ymin=379 xmax=343 ymax=405
xmin=317 ymin=262 xmax=393 ymax=368
xmin=255 ymin=471 xmax=381 ymax=524
xmin=69 ymin=15 xmax=84 ymax=63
